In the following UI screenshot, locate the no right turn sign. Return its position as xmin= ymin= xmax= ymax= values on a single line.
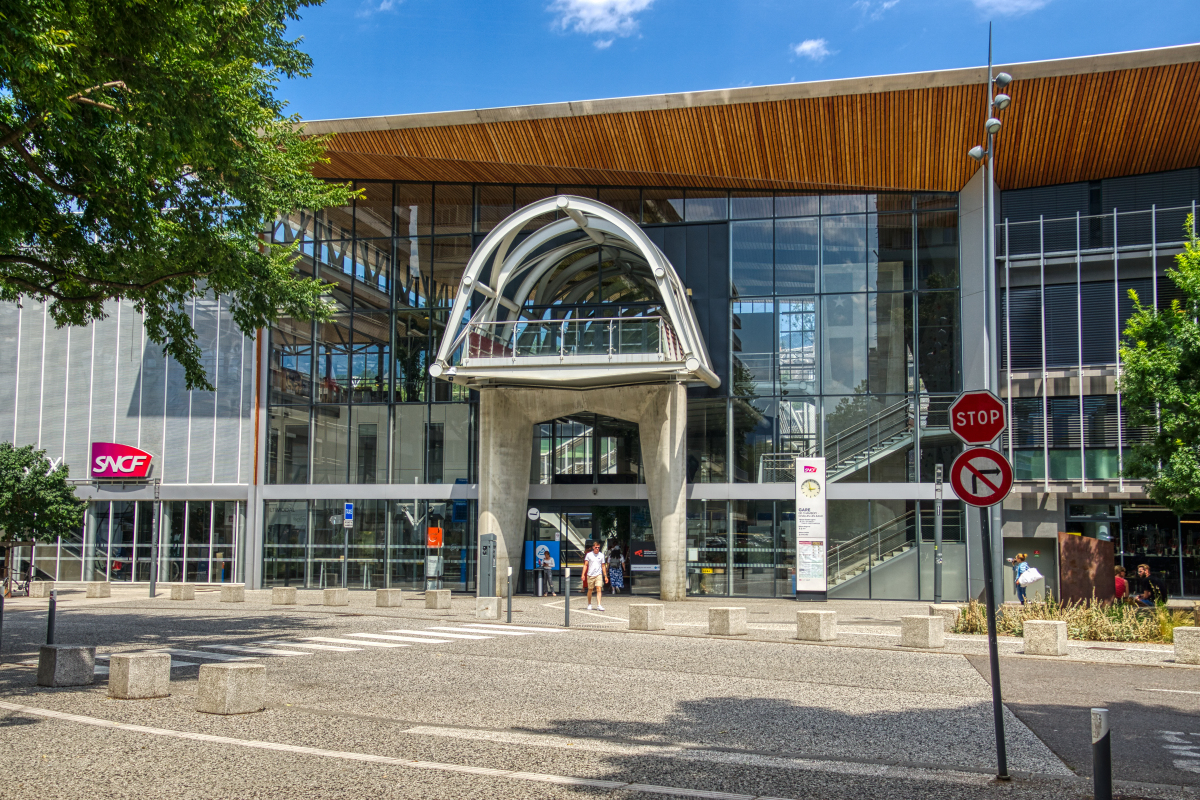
xmin=949 ymin=447 xmax=1014 ymax=508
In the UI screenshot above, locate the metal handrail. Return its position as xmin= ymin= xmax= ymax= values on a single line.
xmin=828 ymin=510 xmax=916 ymax=584
xmin=465 ymin=316 xmax=683 ymax=361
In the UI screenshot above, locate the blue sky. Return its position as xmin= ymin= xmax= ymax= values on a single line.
xmin=281 ymin=0 xmax=1200 ymax=121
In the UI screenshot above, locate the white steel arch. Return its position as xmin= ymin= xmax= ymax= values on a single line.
xmin=429 ymin=195 xmax=720 ymax=389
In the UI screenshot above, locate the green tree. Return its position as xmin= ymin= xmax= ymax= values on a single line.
xmin=0 ymin=0 xmax=352 ymax=389
xmin=1119 ymin=216 xmax=1200 ymax=513
xmin=0 ymin=442 xmax=85 ymax=543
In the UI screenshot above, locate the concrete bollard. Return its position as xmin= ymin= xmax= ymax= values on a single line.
xmin=629 ymin=604 xmax=665 ymax=631
xmin=196 ymin=663 xmax=266 ymax=715
xmin=376 ymin=588 xmax=404 ymax=608
xmin=1173 ymin=626 xmax=1200 ymax=665
xmin=796 ymin=610 xmax=837 ymax=641
xmin=108 ymin=653 xmax=171 ymax=699
xmin=220 ymin=584 xmax=245 ymax=603
xmin=323 ymin=587 xmax=349 ymax=607
xmin=86 ymin=582 xmax=111 ymax=599
xmin=928 ymin=604 xmax=962 ymax=631
xmin=476 ymin=597 xmax=500 ymax=620
xmin=170 ymin=583 xmax=195 ymax=601
xmin=1193 ymin=602 xmax=1199 ymax=629
xmin=708 ymin=607 xmax=748 ymax=636
xmin=425 ymin=589 xmax=451 ymax=610
xmin=1023 ymin=620 xmax=1069 ymax=656
xmin=900 ymin=615 xmax=945 ymax=649
xmin=271 ymin=586 xmax=297 ymax=605
xmin=28 ymin=581 xmax=54 ymax=599
xmin=37 ymin=645 xmax=96 ymax=687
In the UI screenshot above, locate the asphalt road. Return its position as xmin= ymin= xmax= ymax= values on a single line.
xmin=0 ymin=597 xmax=1190 ymax=800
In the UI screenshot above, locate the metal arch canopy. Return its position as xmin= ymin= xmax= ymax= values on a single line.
xmin=429 ymin=195 xmax=720 ymax=390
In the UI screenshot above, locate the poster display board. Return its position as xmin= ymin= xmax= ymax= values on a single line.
xmin=794 ymin=457 xmax=828 ymax=601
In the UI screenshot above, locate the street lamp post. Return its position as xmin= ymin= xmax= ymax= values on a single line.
xmin=967 ymin=26 xmax=1014 ymax=783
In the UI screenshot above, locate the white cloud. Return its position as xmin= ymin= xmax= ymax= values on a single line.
xmin=593 ymin=38 xmax=615 ymax=49
xmin=356 ymin=0 xmax=398 ymax=18
xmin=549 ymin=0 xmax=654 ymax=37
xmin=969 ymin=0 xmax=1050 ymax=16
xmin=852 ymin=0 xmax=900 ymax=21
xmin=792 ymin=38 xmax=834 ymax=61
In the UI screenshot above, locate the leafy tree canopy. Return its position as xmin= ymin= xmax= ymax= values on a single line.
xmin=0 ymin=442 xmax=84 ymax=543
xmin=0 ymin=0 xmax=351 ymax=389
xmin=1119 ymin=216 xmax=1200 ymax=514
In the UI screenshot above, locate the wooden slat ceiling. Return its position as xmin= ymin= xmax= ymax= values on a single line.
xmin=306 ymin=57 xmax=1200 ymax=193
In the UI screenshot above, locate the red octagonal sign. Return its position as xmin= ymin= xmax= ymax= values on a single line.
xmin=948 ymin=389 xmax=1007 ymax=446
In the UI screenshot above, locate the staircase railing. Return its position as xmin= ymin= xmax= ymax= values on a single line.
xmin=828 ymin=509 xmax=917 ymax=586
xmin=465 ymin=316 xmax=685 ymax=362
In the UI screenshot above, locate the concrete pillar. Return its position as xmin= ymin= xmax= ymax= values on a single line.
xmin=478 ymin=389 xmax=536 ymax=597
xmin=638 ymin=383 xmax=688 ymax=601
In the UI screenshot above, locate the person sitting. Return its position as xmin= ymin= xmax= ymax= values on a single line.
xmin=1130 ymin=563 xmax=1168 ymax=607
xmin=1114 ymin=565 xmax=1128 ymax=601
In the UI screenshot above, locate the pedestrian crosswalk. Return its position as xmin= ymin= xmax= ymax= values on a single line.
xmin=37 ymin=623 xmax=571 ymax=675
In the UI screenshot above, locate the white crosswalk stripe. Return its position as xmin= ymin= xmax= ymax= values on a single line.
xmin=95 ymin=654 xmax=199 ymax=669
xmin=463 ymin=624 xmax=570 ymax=633
xmin=385 ymin=629 xmax=493 ymax=640
xmin=345 ymin=633 xmax=453 ymax=644
xmin=149 ymin=648 xmax=256 ymax=662
xmin=202 ymin=644 xmax=313 ymax=657
xmin=429 ymin=626 xmax=533 ymax=636
xmin=253 ymin=641 xmax=362 ymax=652
xmin=303 ymin=636 xmax=408 ymax=648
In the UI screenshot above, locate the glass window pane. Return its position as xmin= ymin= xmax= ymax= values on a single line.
xmin=598 ymin=187 xmax=640 ymax=221
xmin=731 ymin=192 xmax=772 ymax=219
xmin=731 ymin=220 xmax=772 ymax=298
xmin=310 ymin=499 xmax=346 ymax=587
xmin=186 ymin=501 xmax=211 ymax=582
xmin=355 ymin=181 xmax=393 ymax=239
xmin=434 ymin=184 xmax=473 ymax=235
xmin=212 ymin=501 xmax=236 ymax=583
xmin=350 ymin=405 xmax=388 ymax=484
xmin=778 ymin=397 xmax=819 ymax=458
xmin=352 ymin=238 xmax=391 ymax=309
xmin=557 ymin=186 xmax=599 ymax=200
xmin=476 ymin=185 xmax=514 ymax=233
xmin=269 ymin=318 xmax=312 ymax=405
xmin=868 ymin=292 xmax=912 ymax=394
xmin=732 ymin=397 xmax=776 ymax=483
xmin=515 ymin=186 xmax=557 ymax=231
xmin=686 ymin=190 xmax=728 ymax=221
xmin=687 ymin=499 xmax=729 ymax=595
xmin=732 ymin=300 xmax=774 ymax=396
xmin=316 ymin=315 xmax=352 ymax=403
xmin=822 ymin=215 xmax=869 ymax=293
xmin=350 ymin=312 xmax=390 ymax=403
xmin=641 ymin=189 xmax=684 ymax=224
xmin=775 ymin=193 xmax=819 ymax=218
xmin=267 ymin=406 xmax=309 ymax=484
xmin=822 ymin=294 xmax=867 ymax=394
xmin=731 ymin=499 xmax=775 ymax=596
xmin=317 ymin=189 xmax=354 ymax=240
xmin=396 ymin=183 xmax=433 ymax=237
xmin=395 ymin=237 xmax=432 ymax=309
xmin=823 ymin=394 xmax=886 ymax=480
xmin=312 ymin=405 xmax=350 ymax=484
xmin=917 ymin=291 xmax=960 ymax=392
xmin=109 ymin=502 xmax=135 ymax=582
xmin=876 ymin=193 xmax=914 ymax=213
xmin=917 ymin=211 xmax=959 ymax=289
xmin=393 ymin=404 xmax=426 ymax=483
xmin=874 ymin=213 xmax=913 ymax=292
xmin=315 ymin=239 xmax=353 ymax=311
xmin=430 ymin=235 xmax=471 ymax=307
xmin=687 ymin=399 xmax=727 ymax=483
xmin=429 ymin=403 xmax=471 ymax=484
xmin=395 ymin=311 xmax=430 ymax=402
xmin=779 ymin=297 xmax=818 ymax=396
xmin=390 ymin=499 xmax=423 ymax=589
xmin=822 ymin=194 xmax=867 ymax=215
xmin=263 ymin=500 xmax=307 ymax=587
xmin=775 ymin=218 xmax=818 ymax=294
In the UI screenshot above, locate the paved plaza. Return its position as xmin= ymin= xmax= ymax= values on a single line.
xmin=0 ymin=586 xmax=1197 ymax=799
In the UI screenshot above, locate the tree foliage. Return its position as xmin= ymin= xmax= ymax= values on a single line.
xmin=0 ymin=0 xmax=352 ymax=389
xmin=0 ymin=442 xmax=85 ymax=543
xmin=1119 ymin=216 xmax=1200 ymax=514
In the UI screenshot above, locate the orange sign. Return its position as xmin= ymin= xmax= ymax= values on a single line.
xmin=427 ymin=527 xmax=444 ymax=548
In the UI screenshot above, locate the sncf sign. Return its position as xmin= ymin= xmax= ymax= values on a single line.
xmin=91 ymin=442 xmax=154 ymax=479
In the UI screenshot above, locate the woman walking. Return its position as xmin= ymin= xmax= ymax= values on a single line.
xmin=607 ymin=545 xmax=625 ymax=595
xmin=1012 ymin=553 xmax=1029 ymax=605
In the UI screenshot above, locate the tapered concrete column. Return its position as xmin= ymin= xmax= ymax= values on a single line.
xmin=639 ymin=383 xmax=687 ymax=601
xmin=478 ymin=389 xmax=536 ymax=597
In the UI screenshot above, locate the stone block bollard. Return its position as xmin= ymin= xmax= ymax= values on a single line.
xmin=900 ymin=616 xmax=945 ymax=649
xmin=323 ymin=587 xmax=349 ymax=607
xmin=476 ymin=597 xmax=500 ymax=620
xmin=28 ymin=581 xmax=54 ymax=598
xmin=86 ymin=582 xmax=111 ymax=599
xmin=425 ymin=589 xmax=451 ymax=610
xmin=37 ymin=645 xmax=96 ymax=687
xmin=709 ymin=607 xmax=748 ymax=636
xmin=377 ymin=588 xmax=405 ymax=608
xmin=108 ymin=653 xmax=171 ymax=699
xmin=1023 ymin=620 xmax=1069 ymax=656
xmin=1174 ymin=626 xmax=1200 ymax=665
xmin=220 ymin=584 xmax=245 ymax=603
xmin=271 ymin=586 xmax=297 ymax=605
xmin=629 ymin=604 xmax=665 ymax=631
xmin=928 ymin=604 xmax=962 ymax=631
xmin=796 ymin=610 xmax=837 ymax=641
xmin=1193 ymin=602 xmax=1200 ymax=629
xmin=170 ymin=584 xmax=195 ymax=601
xmin=196 ymin=663 xmax=266 ymax=715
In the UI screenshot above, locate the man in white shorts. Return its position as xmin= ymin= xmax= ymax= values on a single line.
xmin=583 ymin=540 xmax=608 ymax=611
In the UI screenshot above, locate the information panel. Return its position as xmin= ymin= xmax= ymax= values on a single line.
xmin=794 ymin=457 xmax=828 ymax=600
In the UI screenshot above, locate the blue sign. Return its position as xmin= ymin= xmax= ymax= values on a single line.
xmin=344 ymin=502 xmax=354 ymax=520
xmin=523 ymin=540 xmax=561 ymax=571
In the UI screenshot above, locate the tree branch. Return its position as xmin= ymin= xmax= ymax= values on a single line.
xmin=8 ymin=142 xmax=87 ymax=198
xmin=0 ymin=254 xmax=204 ymax=293
xmin=0 ymin=81 xmax=129 ymax=150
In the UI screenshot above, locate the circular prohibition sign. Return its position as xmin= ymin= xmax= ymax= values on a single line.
xmin=949 ymin=447 xmax=1014 ymax=508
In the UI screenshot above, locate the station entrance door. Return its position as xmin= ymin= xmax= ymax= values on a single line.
xmin=521 ymin=502 xmax=659 ymax=596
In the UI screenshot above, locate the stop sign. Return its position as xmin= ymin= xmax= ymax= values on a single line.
xmin=949 ymin=389 xmax=1006 ymax=445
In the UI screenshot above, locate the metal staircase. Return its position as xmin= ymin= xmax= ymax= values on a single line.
xmin=827 ymin=510 xmax=916 ymax=588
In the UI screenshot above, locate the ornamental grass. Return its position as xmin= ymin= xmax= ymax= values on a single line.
xmin=952 ymin=597 xmax=1193 ymax=644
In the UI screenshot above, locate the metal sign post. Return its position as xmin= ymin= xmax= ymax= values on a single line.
xmin=934 ymin=464 xmax=944 ymax=605
xmin=148 ymin=481 xmax=161 ymax=598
